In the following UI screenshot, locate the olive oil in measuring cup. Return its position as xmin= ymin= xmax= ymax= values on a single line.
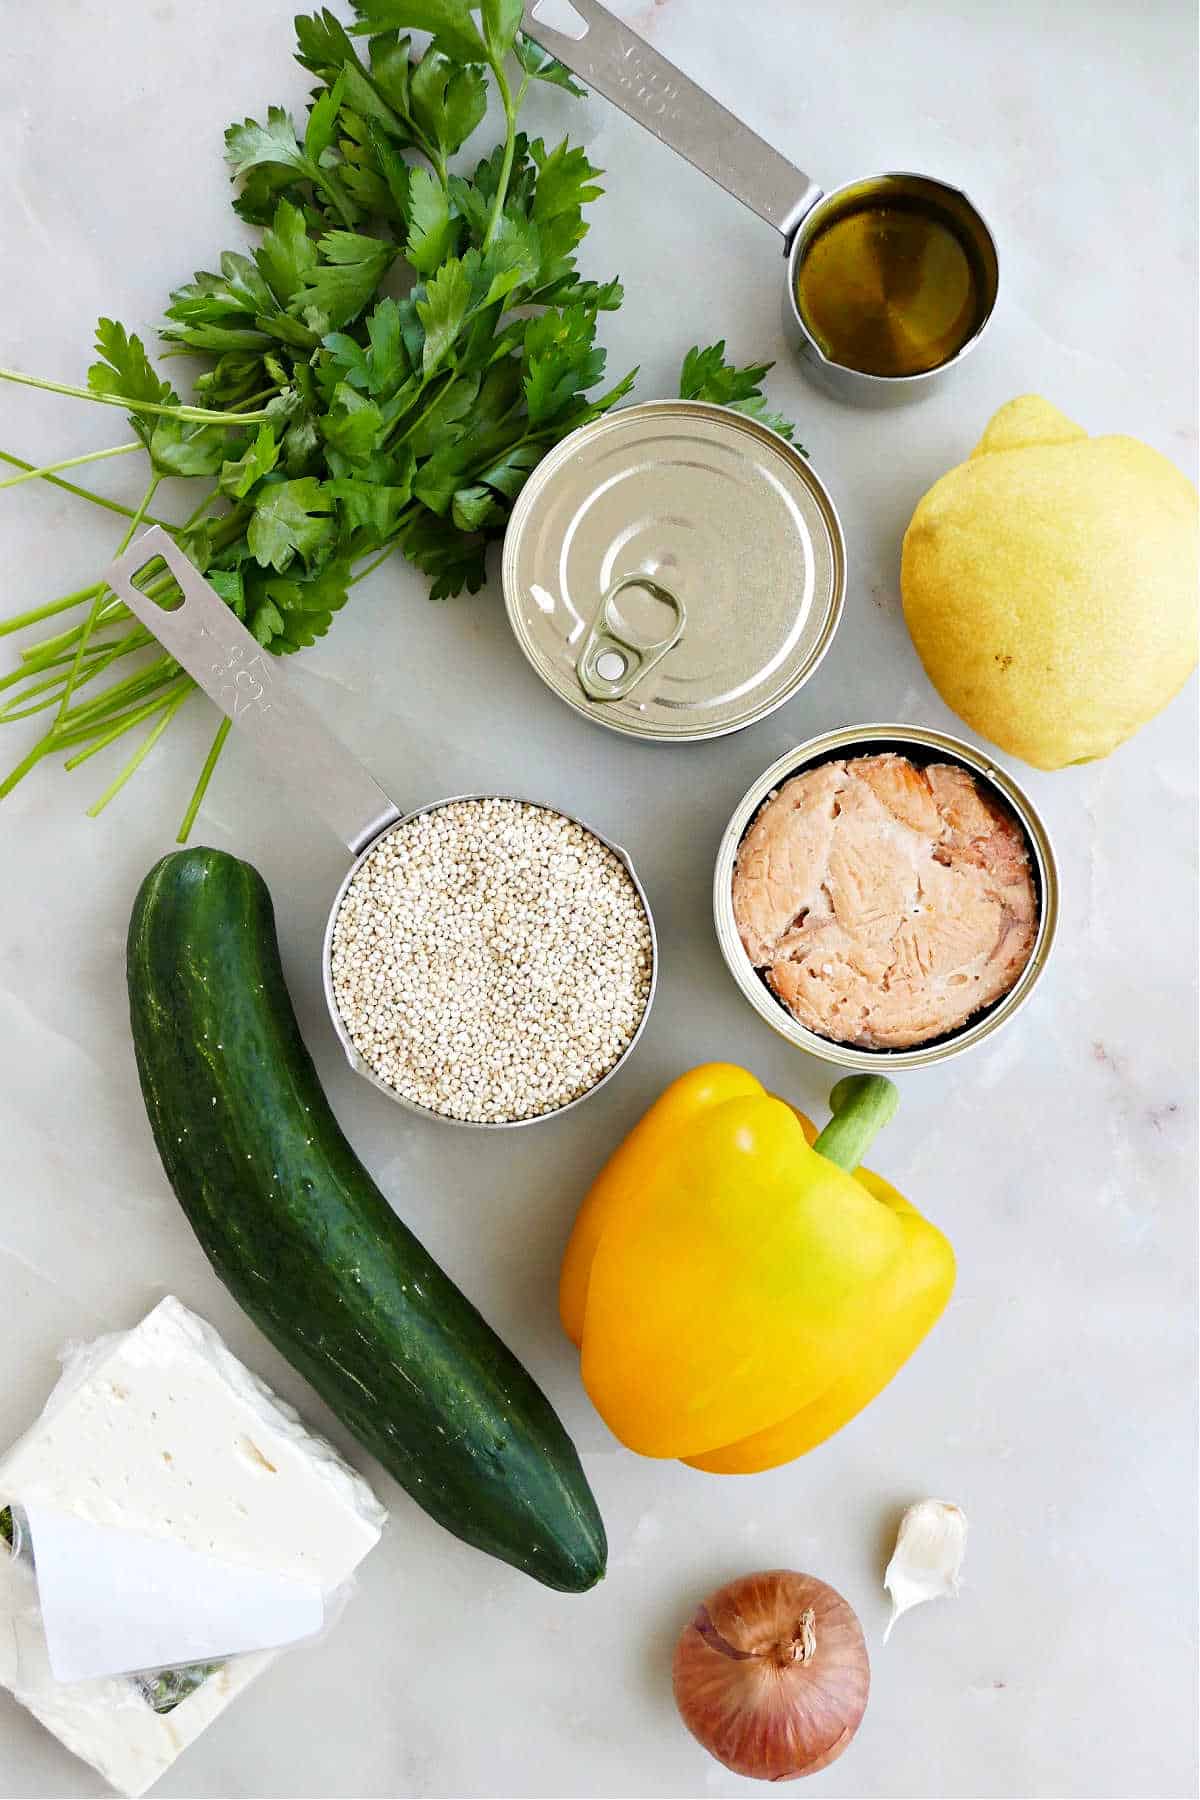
xmin=795 ymin=198 xmax=988 ymax=379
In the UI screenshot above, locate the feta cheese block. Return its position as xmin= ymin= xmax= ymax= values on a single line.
xmin=0 ymin=1296 xmax=387 ymax=1797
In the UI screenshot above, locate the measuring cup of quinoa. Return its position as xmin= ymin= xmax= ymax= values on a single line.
xmin=107 ymin=530 xmax=656 ymax=1128
xmin=713 ymin=726 xmax=1058 ymax=1070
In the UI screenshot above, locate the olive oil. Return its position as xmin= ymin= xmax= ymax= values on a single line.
xmin=796 ymin=202 xmax=986 ymax=378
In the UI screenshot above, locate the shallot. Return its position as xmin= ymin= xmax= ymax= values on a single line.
xmin=672 ymin=1569 xmax=869 ymax=1781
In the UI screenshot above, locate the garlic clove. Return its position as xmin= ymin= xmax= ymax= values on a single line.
xmin=883 ymin=1499 xmax=968 ymax=1643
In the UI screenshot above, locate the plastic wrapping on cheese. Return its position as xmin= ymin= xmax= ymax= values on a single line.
xmin=0 ymin=1297 xmax=386 ymax=1798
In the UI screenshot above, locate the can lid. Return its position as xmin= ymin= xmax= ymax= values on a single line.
xmin=502 ymin=401 xmax=845 ymax=741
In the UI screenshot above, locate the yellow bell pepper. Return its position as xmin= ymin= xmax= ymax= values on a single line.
xmin=559 ymin=1064 xmax=955 ymax=1472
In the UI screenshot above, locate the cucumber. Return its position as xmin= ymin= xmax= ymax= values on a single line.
xmin=127 ymin=848 xmax=606 ymax=1593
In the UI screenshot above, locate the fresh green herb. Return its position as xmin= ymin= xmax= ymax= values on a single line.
xmin=0 ymin=1507 xmax=12 ymax=1549
xmin=0 ymin=2 xmax=631 ymax=835
xmin=1 ymin=9 xmax=803 ymax=839
xmin=134 ymin=1662 xmax=222 ymax=1715
xmin=679 ymin=340 xmax=804 ymax=448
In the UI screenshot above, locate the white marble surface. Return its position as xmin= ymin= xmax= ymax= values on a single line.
xmin=1 ymin=2 xmax=1196 ymax=1796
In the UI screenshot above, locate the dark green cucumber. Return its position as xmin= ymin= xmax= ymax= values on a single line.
xmin=127 ymin=847 xmax=606 ymax=1593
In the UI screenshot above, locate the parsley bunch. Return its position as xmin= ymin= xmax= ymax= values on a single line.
xmin=0 ymin=1 xmax=635 ymax=834
xmin=0 ymin=3 xmax=802 ymax=838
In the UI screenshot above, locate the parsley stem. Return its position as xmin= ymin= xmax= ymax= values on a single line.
xmin=1 ymin=662 xmax=111 ymax=723
xmin=393 ymin=372 xmax=458 ymax=443
xmin=349 ymin=544 xmax=397 ymax=585
xmin=21 ymin=612 xmax=119 ymax=663
xmin=176 ymin=715 xmax=231 ymax=842
xmin=116 ymin=475 xmax=164 ymax=557
xmin=180 ymin=485 xmax=222 ymax=531
xmin=312 ymin=165 xmax=359 ymax=232
xmin=53 ymin=474 xmax=161 ymax=725
xmin=0 ymin=631 xmax=151 ymax=715
xmin=0 ymin=643 xmax=102 ymax=696
xmin=59 ymin=654 xmax=176 ymax=730
xmin=482 ymin=64 xmax=529 ymax=251
xmin=0 ymin=368 xmax=272 ymax=425
xmin=0 ymin=451 xmax=174 ymax=525
xmin=63 ymin=690 xmax=187 ymax=770
xmin=0 ymin=735 xmax=53 ymax=801
xmin=0 ymin=442 xmax=143 ymax=491
xmin=86 ymin=684 xmax=193 ymax=816
xmin=0 ymin=582 xmax=106 ymax=639
xmin=59 ymin=676 xmax=191 ymax=755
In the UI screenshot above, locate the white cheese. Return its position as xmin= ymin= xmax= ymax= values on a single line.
xmin=0 ymin=1296 xmax=386 ymax=1797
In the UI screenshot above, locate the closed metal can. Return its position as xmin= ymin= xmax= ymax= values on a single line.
xmin=713 ymin=724 xmax=1060 ymax=1069
xmin=502 ymin=400 xmax=845 ymax=741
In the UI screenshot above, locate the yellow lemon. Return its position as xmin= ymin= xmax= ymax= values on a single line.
xmin=901 ymin=396 xmax=1198 ymax=768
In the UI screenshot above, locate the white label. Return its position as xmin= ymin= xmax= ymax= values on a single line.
xmin=24 ymin=1505 xmax=324 ymax=1683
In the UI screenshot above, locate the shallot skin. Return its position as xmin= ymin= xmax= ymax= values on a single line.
xmin=672 ymin=1570 xmax=870 ymax=1782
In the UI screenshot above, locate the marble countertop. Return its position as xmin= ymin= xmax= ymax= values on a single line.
xmin=1 ymin=2 xmax=1196 ymax=1796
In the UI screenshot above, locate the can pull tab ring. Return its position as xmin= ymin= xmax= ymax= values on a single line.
xmin=576 ymin=574 xmax=686 ymax=702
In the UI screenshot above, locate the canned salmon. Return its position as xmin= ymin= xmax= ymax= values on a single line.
xmin=713 ymin=724 xmax=1059 ymax=1069
xmin=502 ymin=400 xmax=845 ymax=741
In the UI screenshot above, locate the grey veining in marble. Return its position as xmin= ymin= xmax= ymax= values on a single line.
xmin=1 ymin=2 xmax=1196 ymax=1797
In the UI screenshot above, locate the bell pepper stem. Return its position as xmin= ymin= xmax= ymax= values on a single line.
xmin=811 ymin=1075 xmax=899 ymax=1171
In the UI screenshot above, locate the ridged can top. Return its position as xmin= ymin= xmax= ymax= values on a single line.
xmin=502 ymin=401 xmax=845 ymax=741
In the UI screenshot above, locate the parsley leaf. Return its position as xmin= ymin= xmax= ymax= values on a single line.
xmin=207 ymin=569 xmax=247 ymax=619
xmin=225 ymin=106 xmax=311 ymax=179
xmin=231 ymin=164 xmax=308 ymax=227
xmin=364 ymin=296 xmax=410 ymax=394
xmin=305 ymin=73 xmax=347 ymax=164
xmin=351 ymin=1 xmax=489 ymax=66
xmin=410 ymin=52 xmax=487 ymax=157
xmin=368 ymin=33 xmax=415 ymax=115
xmin=450 ymin=482 xmax=508 ymax=531
xmin=88 ymin=319 xmax=175 ymax=447
xmin=319 ymin=385 xmax=385 ymax=462
xmin=400 ymin=506 xmax=489 ymax=598
xmin=514 ymin=34 xmax=586 ymax=96
xmin=416 ymin=255 xmax=474 ymax=373
xmin=366 ymin=121 xmax=413 ymax=220
xmin=247 ymin=477 xmax=335 ymax=571
xmin=481 ymin=0 xmax=524 ymax=63
xmin=522 ymin=303 xmax=605 ymax=425
xmin=406 ymin=168 xmax=457 ymax=275
xmin=290 ymin=231 xmax=396 ymax=328
xmin=220 ymin=424 xmax=280 ymax=497
xmin=678 ymin=341 xmax=804 ymax=448
xmin=295 ymin=8 xmax=362 ymax=76
xmin=252 ymin=556 xmax=353 ymax=651
xmin=256 ymin=200 xmax=319 ymax=304
xmin=530 ymin=137 xmax=602 ymax=285
xmin=329 ymin=475 xmax=413 ymax=537
xmin=147 ymin=419 xmax=231 ymax=477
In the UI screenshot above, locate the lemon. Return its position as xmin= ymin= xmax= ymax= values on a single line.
xmin=901 ymin=396 xmax=1198 ymax=768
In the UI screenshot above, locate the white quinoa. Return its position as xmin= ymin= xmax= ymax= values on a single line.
xmin=329 ymin=799 xmax=654 ymax=1124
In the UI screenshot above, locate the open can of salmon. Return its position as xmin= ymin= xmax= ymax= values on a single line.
xmin=503 ymin=401 xmax=845 ymax=741
xmin=713 ymin=725 xmax=1059 ymax=1069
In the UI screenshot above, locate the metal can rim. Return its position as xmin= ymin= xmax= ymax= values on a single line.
xmin=501 ymin=399 xmax=847 ymax=743
xmin=322 ymin=793 xmax=659 ymax=1127
xmin=713 ymin=725 xmax=1059 ymax=1070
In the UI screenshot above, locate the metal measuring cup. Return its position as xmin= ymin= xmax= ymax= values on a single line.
xmin=523 ymin=0 xmax=999 ymax=404
xmin=106 ymin=527 xmax=658 ymax=1128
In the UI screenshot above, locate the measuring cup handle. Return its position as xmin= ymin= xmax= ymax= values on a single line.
xmin=106 ymin=527 xmax=401 ymax=856
xmin=522 ymin=0 xmax=821 ymax=241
